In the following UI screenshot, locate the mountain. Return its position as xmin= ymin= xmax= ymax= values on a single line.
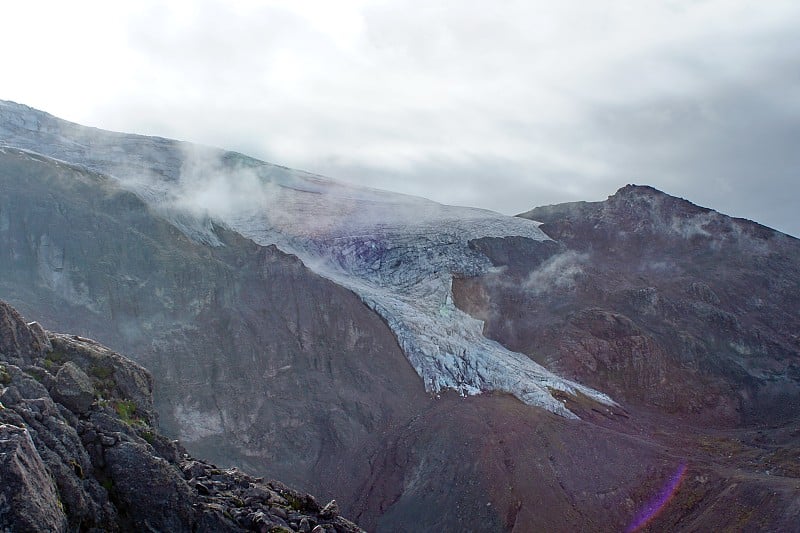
xmin=513 ymin=184 xmax=800 ymax=425
xmin=0 ymin=299 xmax=364 ymax=532
xmin=0 ymin=99 xmax=611 ymax=416
xmin=2 ymin=100 xmax=799 ymax=531
xmin=0 ymin=131 xmax=430 ymax=521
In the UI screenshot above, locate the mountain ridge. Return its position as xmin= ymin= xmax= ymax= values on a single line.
xmin=455 ymin=181 xmax=800 ymax=426
xmin=2 ymin=101 xmax=799 ymax=531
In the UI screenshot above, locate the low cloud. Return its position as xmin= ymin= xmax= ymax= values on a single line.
xmin=173 ymin=146 xmax=271 ymax=219
xmin=524 ymin=251 xmax=588 ymax=295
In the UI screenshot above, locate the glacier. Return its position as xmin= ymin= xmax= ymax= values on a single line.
xmin=0 ymin=100 xmax=615 ymax=418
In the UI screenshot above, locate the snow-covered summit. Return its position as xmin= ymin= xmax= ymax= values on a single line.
xmin=0 ymin=100 xmax=615 ymax=418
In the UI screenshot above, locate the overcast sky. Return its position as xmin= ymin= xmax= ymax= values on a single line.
xmin=2 ymin=1 xmax=799 ymax=236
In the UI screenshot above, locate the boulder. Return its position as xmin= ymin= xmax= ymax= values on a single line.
xmin=52 ymin=361 xmax=95 ymax=414
xmin=105 ymin=441 xmax=195 ymax=531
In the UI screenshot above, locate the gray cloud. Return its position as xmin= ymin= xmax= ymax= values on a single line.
xmin=2 ymin=1 xmax=799 ymax=236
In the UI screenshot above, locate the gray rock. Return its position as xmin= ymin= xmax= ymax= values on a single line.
xmin=89 ymin=411 xmax=137 ymax=438
xmin=194 ymin=507 xmax=240 ymax=532
xmin=146 ymin=433 xmax=185 ymax=463
xmin=0 ymin=384 xmax=21 ymax=406
xmin=8 ymin=366 xmax=50 ymax=399
xmin=22 ymin=396 xmax=59 ymax=418
xmin=320 ymin=499 xmax=339 ymax=519
xmin=82 ymin=428 xmax=98 ymax=443
xmin=105 ymin=441 xmax=195 ymax=531
xmin=26 ymin=321 xmax=52 ymax=352
xmin=52 ymin=361 xmax=95 ymax=414
xmin=182 ymin=459 xmax=209 ymax=479
xmin=48 ymin=335 xmax=157 ymax=425
xmin=0 ymin=424 xmax=68 ymax=532
xmin=0 ymin=302 xmax=48 ymax=364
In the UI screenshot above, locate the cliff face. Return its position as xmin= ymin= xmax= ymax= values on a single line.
xmin=0 ymin=300 xmax=364 ymax=532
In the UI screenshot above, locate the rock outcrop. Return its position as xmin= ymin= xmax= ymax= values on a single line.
xmin=0 ymin=300 xmax=364 ymax=532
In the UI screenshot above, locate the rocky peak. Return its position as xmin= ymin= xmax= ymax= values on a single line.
xmin=605 ymin=184 xmax=717 ymax=231
xmin=0 ymin=300 xmax=364 ymax=532
xmin=523 ymin=184 xmax=789 ymax=253
xmin=470 ymin=187 xmax=800 ymax=426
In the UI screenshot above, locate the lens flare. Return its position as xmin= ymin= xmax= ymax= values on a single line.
xmin=626 ymin=462 xmax=688 ymax=532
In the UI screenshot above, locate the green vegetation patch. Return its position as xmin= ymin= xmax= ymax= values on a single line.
xmin=284 ymin=494 xmax=303 ymax=511
xmin=139 ymin=429 xmax=156 ymax=444
xmin=43 ymin=349 xmax=67 ymax=370
xmin=89 ymin=364 xmax=113 ymax=380
xmin=114 ymin=400 xmax=140 ymax=425
xmin=26 ymin=367 xmax=45 ymax=383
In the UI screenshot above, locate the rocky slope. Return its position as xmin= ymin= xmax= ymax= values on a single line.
xmin=450 ymin=184 xmax=800 ymax=530
xmin=0 ymin=130 xmax=639 ymax=532
xmin=455 ymin=184 xmax=800 ymax=426
xmin=0 ymin=300 xmax=364 ymax=532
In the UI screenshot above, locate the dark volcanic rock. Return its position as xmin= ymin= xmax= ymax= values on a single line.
xmin=0 ymin=300 xmax=365 ymax=532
